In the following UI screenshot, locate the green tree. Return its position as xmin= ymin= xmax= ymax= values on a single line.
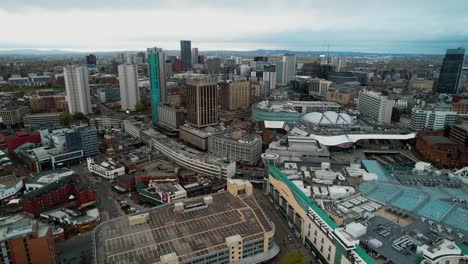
xmin=280 ymin=251 xmax=306 ymax=264
xmin=72 ymin=112 xmax=86 ymax=120
xmin=60 ymin=112 xmax=73 ymax=126
xmin=134 ymin=102 xmax=145 ymax=112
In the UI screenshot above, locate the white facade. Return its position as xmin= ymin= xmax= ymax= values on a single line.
xmin=410 ymin=109 xmax=457 ymax=131
xmin=64 ymin=65 xmax=92 ymax=114
xmin=87 ymin=158 xmax=125 ymax=180
xmin=357 ymin=91 xmax=395 ymax=124
xmin=118 ymin=64 xmax=140 ymax=111
xmin=263 ymin=70 xmax=277 ymax=91
xmin=283 ymin=54 xmax=297 ymax=84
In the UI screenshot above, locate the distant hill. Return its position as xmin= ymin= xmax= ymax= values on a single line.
xmin=0 ymin=48 xmax=443 ymax=56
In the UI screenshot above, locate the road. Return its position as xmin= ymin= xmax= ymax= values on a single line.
xmin=56 ymin=232 xmax=93 ymax=264
xmin=71 ymin=164 xmax=122 ymax=220
xmin=252 ymin=186 xmax=315 ymax=264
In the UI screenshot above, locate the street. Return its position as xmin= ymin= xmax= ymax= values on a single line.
xmin=252 ymin=186 xmax=315 ymax=264
xmin=56 ymin=232 xmax=93 ymax=264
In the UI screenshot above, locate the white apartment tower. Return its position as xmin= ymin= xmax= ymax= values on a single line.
xmin=357 ymin=91 xmax=395 ymax=124
xmin=283 ymin=54 xmax=297 ymax=84
xmin=63 ymin=65 xmax=92 ymax=114
xmin=118 ymin=64 xmax=140 ymax=111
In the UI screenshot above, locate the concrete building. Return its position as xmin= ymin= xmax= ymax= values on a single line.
xmin=191 ymin=47 xmax=199 ymax=66
xmin=283 ymin=54 xmax=296 ymax=85
xmin=64 ymin=65 xmax=92 ymax=114
xmin=147 ymin=47 xmax=167 ymax=125
xmin=157 ymin=104 xmax=186 ymax=132
xmin=357 ymin=91 xmax=395 ymax=124
xmin=308 ymin=78 xmax=332 ymax=98
xmin=0 ymin=215 xmax=56 ymax=264
xmin=206 ymin=57 xmax=221 ymax=73
xmin=327 ymin=85 xmax=358 ymax=105
xmin=263 ymin=64 xmax=277 ymax=92
xmin=208 ymin=131 xmax=262 ymax=165
xmin=219 ymin=80 xmax=251 ymax=120
xmin=0 ymin=106 xmax=29 ymax=126
xmin=410 ymin=109 xmax=457 ymax=131
xmin=87 ymin=158 xmax=125 ymax=180
xmin=435 ymin=47 xmax=465 ymax=94
xmin=118 ymin=64 xmax=140 ymax=111
xmin=265 ymin=136 xmax=330 ymax=163
xmin=263 ymin=163 xmax=375 ymax=264
xmin=186 ymin=77 xmax=218 ymax=127
xmin=93 ymin=189 xmax=278 ymax=264
xmin=179 ymin=125 xmax=211 ymax=150
xmin=180 ymin=40 xmax=192 ymax=70
xmin=24 ymin=112 xmax=61 ymax=127
xmin=123 ymin=120 xmax=236 ymax=178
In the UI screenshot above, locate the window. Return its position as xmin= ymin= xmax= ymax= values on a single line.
xmin=320 ymin=245 xmax=323 ymax=252
xmin=328 ymin=245 xmax=331 ymax=252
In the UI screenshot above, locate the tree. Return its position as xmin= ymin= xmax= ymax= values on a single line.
xmin=280 ymin=251 xmax=306 ymax=264
xmin=72 ymin=112 xmax=86 ymax=120
xmin=60 ymin=112 xmax=73 ymax=126
xmin=134 ymin=102 xmax=145 ymax=113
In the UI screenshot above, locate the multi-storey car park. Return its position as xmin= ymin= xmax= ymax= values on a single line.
xmin=93 ymin=180 xmax=279 ymax=264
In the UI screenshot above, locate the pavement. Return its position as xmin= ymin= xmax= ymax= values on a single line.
xmin=252 ymin=186 xmax=315 ymax=264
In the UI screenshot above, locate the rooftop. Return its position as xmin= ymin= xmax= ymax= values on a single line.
xmin=93 ymin=192 xmax=273 ymax=264
xmin=423 ymin=136 xmax=456 ymax=145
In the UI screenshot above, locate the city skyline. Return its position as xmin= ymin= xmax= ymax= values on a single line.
xmin=1 ymin=0 xmax=467 ymax=54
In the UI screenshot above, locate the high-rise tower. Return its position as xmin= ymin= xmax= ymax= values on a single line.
xmin=186 ymin=77 xmax=218 ymax=127
xmin=180 ymin=40 xmax=192 ymax=70
xmin=147 ymin=47 xmax=166 ymax=124
xmin=435 ymin=47 xmax=465 ymax=94
xmin=118 ymin=64 xmax=140 ymax=111
xmin=63 ymin=65 xmax=92 ymax=114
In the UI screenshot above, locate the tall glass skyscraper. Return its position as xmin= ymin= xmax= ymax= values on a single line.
xmin=147 ymin=47 xmax=166 ymax=125
xmin=180 ymin=40 xmax=192 ymax=70
xmin=435 ymin=47 xmax=465 ymax=94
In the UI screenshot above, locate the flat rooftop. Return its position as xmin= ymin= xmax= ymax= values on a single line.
xmin=94 ymin=192 xmax=273 ymax=264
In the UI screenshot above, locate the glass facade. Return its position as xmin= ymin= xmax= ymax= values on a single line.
xmin=436 ymin=47 xmax=465 ymax=94
xmin=147 ymin=48 xmax=165 ymax=125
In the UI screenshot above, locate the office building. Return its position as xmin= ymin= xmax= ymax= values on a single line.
xmin=283 ymin=54 xmax=296 ymax=85
xmin=0 ymin=215 xmax=56 ymax=264
xmin=63 ymin=65 xmax=92 ymax=114
xmin=206 ymin=57 xmax=221 ymax=73
xmin=157 ymin=104 xmax=186 ymax=132
xmin=86 ymin=54 xmax=97 ymax=69
xmin=435 ymin=47 xmax=465 ymax=94
xmin=0 ymin=106 xmax=29 ymax=127
xmin=219 ymin=80 xmax=251 ymax=120
xmin=93 ymin=186 xmax=278 ymax=264
xmin=147 ymin=47 xmax=167 ymax=124
xmin=309 ymin=78 xmax=332 ymax=98
xmin=118 ymin=64 xmax=140 ymax=111
xmin=263 ymin=64 xmax=277 ymax=92
xmin=328 ymin=71 xmax=358 ymax=84
xmin=180 ymin=40 xmax=192 ymax=70
xmin=87 ymin=157 xmax=125 ymax=180
xmin=326 ymin=85 xmax=358 ymax=105
xmin=357 ymin=91 xmax=395 ymax=124
xmin=449 ymin=123 xmax=468 ymax=147
xmin=186 ymin=77 xmax=218 ymax=127
xmin=24 ymin=112 xmax=61 ymax=127
xmin=410 ymin=109 xmax=457 ymax=131
xmin=453 ymin=99 xmax=468 ymax=114
xmin=191 ymin=47 xmax=199 ymax=66
xmin=208 ymin=131 xmax=262 ymax=165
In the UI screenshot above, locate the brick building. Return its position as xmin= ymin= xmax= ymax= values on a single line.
xmin=29 ymin=94 xmax=67 ymax=113
xmin=415 ymin=130 xmax=468 ymax=168
xmin=21 ymin=175 xmax=96 ymax=217
xmin=0 ymin=215 xmax=56 ymax=264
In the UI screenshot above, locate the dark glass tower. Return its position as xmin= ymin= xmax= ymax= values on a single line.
xmin=435 ymin=47 xmax=465 ymax=94
xmin=180 ymin=40 xmax=192 ymax=70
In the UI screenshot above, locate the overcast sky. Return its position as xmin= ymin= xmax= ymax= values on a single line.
xmin=1 ymin=0 xmax=467 ymax=54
